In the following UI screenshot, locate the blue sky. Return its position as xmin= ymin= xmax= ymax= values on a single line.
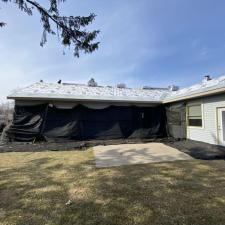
xmin=1 ymin=0 xmax=225 ymax=102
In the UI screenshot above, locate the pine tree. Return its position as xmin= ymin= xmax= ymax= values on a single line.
xmin=0 ymin=0 xmax=99 ymax=57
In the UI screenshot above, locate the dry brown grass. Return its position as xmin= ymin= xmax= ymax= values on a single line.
xmin=0 ymin=150 xmax=225 ymax=225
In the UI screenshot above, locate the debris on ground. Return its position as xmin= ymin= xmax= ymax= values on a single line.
xmin=165 ymin=139 xmax=225 ymax=160
xmin=0 ymin=138 xmax=224 ymax=161
xmin=65 ymin=200 xmax=72 ymax=206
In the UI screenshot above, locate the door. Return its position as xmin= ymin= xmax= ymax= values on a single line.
xmin=217 ymin=108 xmax=225 ymax=145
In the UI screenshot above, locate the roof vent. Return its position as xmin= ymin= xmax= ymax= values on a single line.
xmin=168 ymin=85 xmax=179 ymax=91
xmin=202 ymin=75 xmax=212 ymax=83
xmin=88 ymin=78 xmax=98 ymax=87
xmin=142 ymin=86 xmax=152 ymax=90
xmin=117 ymin=83 xmax=126 ymax=88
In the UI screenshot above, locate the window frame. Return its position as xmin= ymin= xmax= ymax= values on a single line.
xmin=187 ymin=103 xmax=204 ymax=129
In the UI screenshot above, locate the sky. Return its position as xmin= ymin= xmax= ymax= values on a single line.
xmin=1 ymin=0 xmax=225 ymax=102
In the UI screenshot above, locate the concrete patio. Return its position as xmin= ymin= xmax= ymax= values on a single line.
xmin=93 ymin=143 xmax=193 ymax=168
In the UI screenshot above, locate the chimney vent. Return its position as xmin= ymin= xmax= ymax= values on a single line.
xmin=88 ymin=78 xmax=98 ymax=87
xmin=168 ymin=85 xmax=179 ymax=91
xmin=117 ymin=83 xmax=126 ymax=88
xmin=202 ymin=75 xmax=211 ymax=83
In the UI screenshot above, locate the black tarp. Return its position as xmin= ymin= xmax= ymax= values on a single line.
xmin=6 ymin=104 xmax=48 ymax=142
xmin=165 ymin=102 xmax=186 ymax=139
xmin=6 ymin=104 xmax=167 ymax=142
xmin=43 ymin=105 xmax=83 ymax=141
xmin=43 ymin=105 xmax=166 ymax=141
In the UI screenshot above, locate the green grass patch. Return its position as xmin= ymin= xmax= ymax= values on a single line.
xmin=0 ymin=150 xmax=225 ymax=225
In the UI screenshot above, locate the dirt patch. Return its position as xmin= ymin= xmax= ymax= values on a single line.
xmin=1 ymin=138 xmax=225 ymax=161
xmin=0 ymin=138 xmax=168 ymax=152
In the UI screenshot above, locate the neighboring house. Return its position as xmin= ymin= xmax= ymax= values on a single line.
xmin=6 ymin=75 xmax=225 ymax=146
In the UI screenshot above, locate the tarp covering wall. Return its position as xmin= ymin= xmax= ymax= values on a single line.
xmin=43 ymin=106 xmax=83 ymax=141
xmin=6 ymin=104 xmax=48 ymax=142
xmin=6 ymin=104 xmax=167 ymax=142
xmin=165 ymin=102 xmax=186 ymax=139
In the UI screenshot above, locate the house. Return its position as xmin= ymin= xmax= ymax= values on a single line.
xmin=6 ymin=75 xmax=225 ymax=146
xmin=164 ymin=75 xmax=225 ymax=146
xmin=6 ymin=81 xmax=169 ymax=142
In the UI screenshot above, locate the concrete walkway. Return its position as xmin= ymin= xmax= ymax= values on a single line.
xmin=93 ymin=143 xmax=193 ymax=168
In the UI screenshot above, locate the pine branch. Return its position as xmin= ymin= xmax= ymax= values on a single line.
xmin=0 ymin=22 xmax=6 ymax=27
xmin=0 ymin=0 xmax=100 ymax=57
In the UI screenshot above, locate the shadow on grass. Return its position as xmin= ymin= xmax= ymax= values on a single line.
xmin=0 ymin=152 xmax=225 ymax=225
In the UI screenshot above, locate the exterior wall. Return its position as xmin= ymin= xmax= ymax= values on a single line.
xmin=187 ymin=93 xmax=225 ymax=145
xmin=14 ymin=93 xmax=225 ymax=145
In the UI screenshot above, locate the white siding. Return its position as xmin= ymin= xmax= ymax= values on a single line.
xmin=187 ymin=93 xmax=225 ymax=144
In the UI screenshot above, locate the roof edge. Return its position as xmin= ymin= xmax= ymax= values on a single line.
xmin=7 ymin=94 xmax=163 ymax=104
xmin=163 ymin=86 xmax=225 ymax=103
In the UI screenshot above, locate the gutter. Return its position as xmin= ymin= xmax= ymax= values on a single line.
xmin=7 ymin=94 xmax=162 ymax=105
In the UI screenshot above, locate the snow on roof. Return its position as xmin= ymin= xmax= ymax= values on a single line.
xmin=8 ymin=82 xmax=170 ymax=103
xmin=164 ymin=75 xmax=225 ymax=102
xmin=8 ymin=75 xmax=225 ymax=103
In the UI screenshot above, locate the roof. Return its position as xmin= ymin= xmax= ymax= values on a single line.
xmin=163 ymin=75 xmax=225 ymax=103
xmin=7 ymin=82 xmax=170 ymax=104
xmin=8 ymin=75 xmax=225 ymax=104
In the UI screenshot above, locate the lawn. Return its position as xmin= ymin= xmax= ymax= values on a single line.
xmin=0 ymin=150 xmax=225 ymax=225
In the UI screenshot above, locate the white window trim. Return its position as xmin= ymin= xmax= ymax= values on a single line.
xmin=216 ymin=106 xmax=225 ymax=145
xmin=186 ymin=102 xmax=204 ymax=129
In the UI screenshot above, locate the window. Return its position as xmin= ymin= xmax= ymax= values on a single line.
xmin=187 ymin=104 xmax=202 ymax=127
